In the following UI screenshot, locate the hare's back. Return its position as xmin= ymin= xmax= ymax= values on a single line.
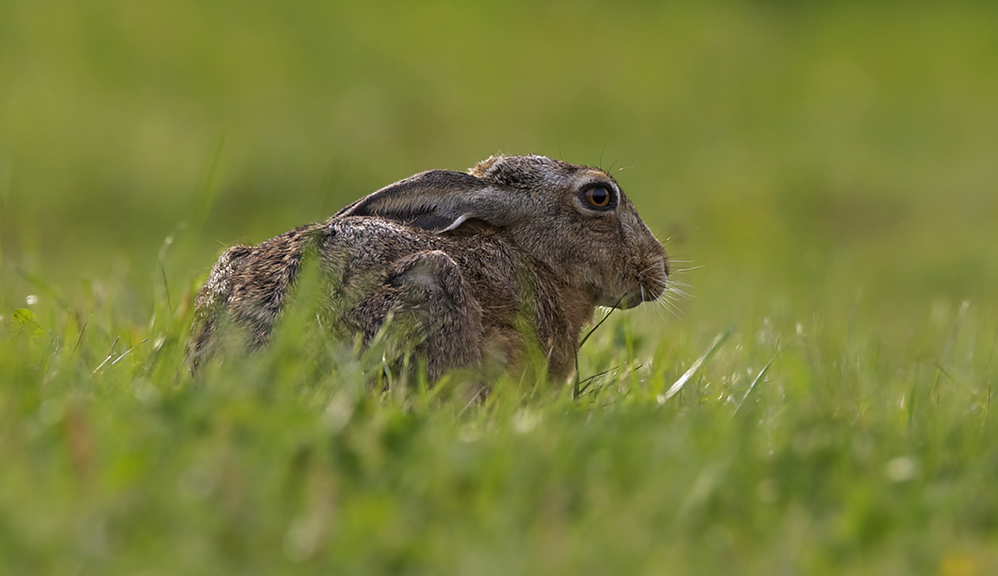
xmin=320 ymin=216 xmax=448 ymax=269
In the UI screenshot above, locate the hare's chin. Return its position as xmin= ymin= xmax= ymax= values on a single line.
xmin=606 ymin=292 xmax=648 ymax=310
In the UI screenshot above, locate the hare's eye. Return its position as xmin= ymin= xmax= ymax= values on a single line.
xmin=583 ymin=186 xmax=614 ymax=209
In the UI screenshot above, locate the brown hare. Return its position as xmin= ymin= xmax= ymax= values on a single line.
xmin=187 ymin=154 xmax=669 ymax=382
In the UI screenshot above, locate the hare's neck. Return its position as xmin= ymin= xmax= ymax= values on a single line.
xmin=529 ymin=262 xmax=597 ymax=381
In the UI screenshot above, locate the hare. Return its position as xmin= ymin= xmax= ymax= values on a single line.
xmin=187 ymin=154 xmax=669 ymax=382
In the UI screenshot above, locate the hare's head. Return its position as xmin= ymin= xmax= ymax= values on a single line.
xmin=336 ymin=154 xmax=668 ymax=309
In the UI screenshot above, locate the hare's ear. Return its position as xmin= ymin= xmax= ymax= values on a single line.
xmin=334 ymin=170 xmax=528 ymax=233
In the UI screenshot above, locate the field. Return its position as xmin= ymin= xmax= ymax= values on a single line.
xmin=2 ymin=1 xmax=998 ymax=573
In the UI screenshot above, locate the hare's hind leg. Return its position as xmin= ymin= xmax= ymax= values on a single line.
xmin=361 ymin=250 xmax=484 ymax=381
xmin=187 ymin=245 xmax=254 ymax=372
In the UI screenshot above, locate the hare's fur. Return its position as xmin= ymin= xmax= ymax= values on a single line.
xmin=188 ymin=154 xmax=668 ymax=382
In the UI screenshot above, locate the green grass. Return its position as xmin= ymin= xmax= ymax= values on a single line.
xmin=2 ymin=0 xmax=998 ymax=574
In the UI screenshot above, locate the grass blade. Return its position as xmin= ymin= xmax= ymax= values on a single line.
xmin=733 ymin=352 xmax=778 ymax=415
xmin=660 ymin=330 xmax=731 ymax=404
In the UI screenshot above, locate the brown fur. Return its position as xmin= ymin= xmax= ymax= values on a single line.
xmin=187 ymin=155 xmax=668 ymax=382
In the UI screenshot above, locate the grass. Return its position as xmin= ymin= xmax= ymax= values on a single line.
xmin=2 ymin=0 xmax=998 ymax=574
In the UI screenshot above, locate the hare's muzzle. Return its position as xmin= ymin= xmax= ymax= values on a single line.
xmin=637 ymin=254 xmax=669 ymax=304
xmin=608 ymin=253 xmax=668 ymax=310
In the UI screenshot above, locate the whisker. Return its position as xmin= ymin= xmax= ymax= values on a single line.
xmin=638 ymin=262 xmax=667 ymax=274
xmin=659 ymin=298 xmax=684 ymax=319
xmin=667 ymin=287 xmax=694 ymax=299
xmin=661 ymin=295 xmax=683 ymax=312
xmin=638 ymin=265 xmax=667 ymax=277
xmin=670 ymin=265 xmax=705 ymax=274
xmin=662 ymin=291 xmax=689 ymax=310
xmin=668 ymin=298 xmax=687 ymax=317
xmin=646 ymin=284 xmax=669 ymax=321
xmin=653 ymin=299 xmax=669 ymax=321
xmin=641 ymin=274 xmax=666 ymax=286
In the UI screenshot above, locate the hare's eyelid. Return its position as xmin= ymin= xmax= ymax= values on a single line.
xmin=578 ymin=180 xmax=618 ymax=193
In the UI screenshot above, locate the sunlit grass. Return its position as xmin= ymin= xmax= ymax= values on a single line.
xmin=3 ymin=236 xmax=996 ymax=573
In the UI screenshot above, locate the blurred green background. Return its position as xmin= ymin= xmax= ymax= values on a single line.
xmin=3 ymin=0 xmax=996 ymax=331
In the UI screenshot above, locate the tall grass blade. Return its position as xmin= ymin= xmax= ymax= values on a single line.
xmin=660 ymin=330 xmax=731 ymax=404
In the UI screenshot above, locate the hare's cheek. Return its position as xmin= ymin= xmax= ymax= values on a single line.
xmin=583 ymin=216 xmax=621 ymax=238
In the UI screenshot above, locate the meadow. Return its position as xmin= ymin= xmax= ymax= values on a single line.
xmin=1 ymin=1 xmax=997 ymax=573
